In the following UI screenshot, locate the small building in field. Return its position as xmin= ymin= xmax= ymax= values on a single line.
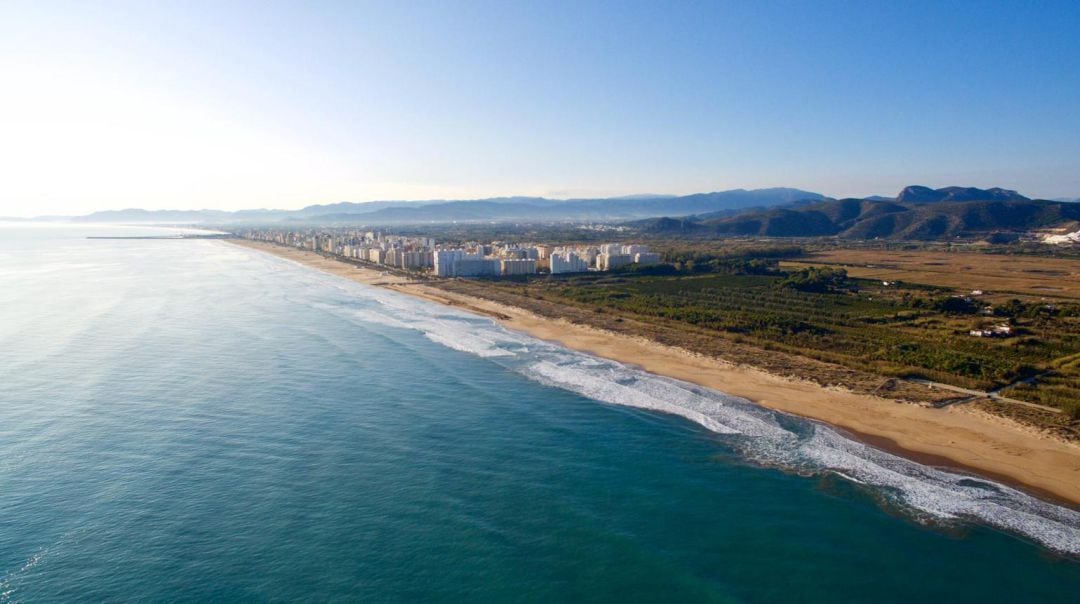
xmin=969 ymin=324 xmax=1013 ymax=338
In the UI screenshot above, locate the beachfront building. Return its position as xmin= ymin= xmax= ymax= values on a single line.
xmin=434 ymin=249 xmax=468 ymax=277
xmin=384 ymin=248 xmax=401 ymax=268
xmin=550 ymin=251 xmax=590 ymax=274
xmin=597 ymin=253 xmax=633 ymax=271
xmin=455 ymin=258 xmax=501 ymax=277
xmin=582 ymin=247 xmax=599 ymax=267
xmin=434 ymin=250 xmax=499 ymax=277
xmin=633 ymin=252 xmax=661 ymax=265
xmin=599 ymin=243 xmax=622 ymax=256
xmin=399 ymin=250 xmax=434 ymax=270
xmin=501 ymin=259 xmax=538 ymax=276
xmin=239 ymin=229 xmax=664 ymax=279
xmin=367 ymin=248 xmax=385 ymax=264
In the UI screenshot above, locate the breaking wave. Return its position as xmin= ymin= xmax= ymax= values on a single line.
xmin=302 ymin=269 xmax=1080 ymax=555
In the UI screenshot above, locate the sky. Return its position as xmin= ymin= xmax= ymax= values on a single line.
xmin=1 ymin=0 xmax=1079 ymax=216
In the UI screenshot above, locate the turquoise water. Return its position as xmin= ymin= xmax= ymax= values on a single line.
xmin=1 ymin=225 xmax=1077 ymax=602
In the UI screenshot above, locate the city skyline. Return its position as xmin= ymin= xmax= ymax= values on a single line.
xmin=2 ymin=1 xmax=1079 ymax=217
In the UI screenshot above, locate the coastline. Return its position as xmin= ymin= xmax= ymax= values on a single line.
xmin=230 ymin=239 xmax=1080 ymax=507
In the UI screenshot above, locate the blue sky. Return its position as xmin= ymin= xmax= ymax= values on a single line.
xmin=1 ymin=0 xmax=1078 ymax=215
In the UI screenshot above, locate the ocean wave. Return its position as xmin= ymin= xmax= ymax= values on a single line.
xmin=304 ymin=270 xmax=1080 ymax=556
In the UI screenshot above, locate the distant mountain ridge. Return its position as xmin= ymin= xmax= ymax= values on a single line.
xmin=56 ymin=188 xmax=826 ymax=224
xmin=896 ymin=185 xmax=1028 ymax=204
xmin=636 ymin=186 xmax=1080 ymax=241
xmin=33 ymin=186 xmax=1074 ymax=238
xmin=330 ymin=188 xmax=825 ymax=223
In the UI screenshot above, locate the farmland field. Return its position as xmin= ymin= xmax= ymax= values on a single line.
xmin=434 ymin=250 xmax=1080 ymax=436
xmin=781 ymin=249 xmax=1080 ymax=300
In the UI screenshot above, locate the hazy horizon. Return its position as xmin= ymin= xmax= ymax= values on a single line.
xmin=3 ymin=183 xmax=1074 ymax=220
xmin=2 ymin=1 xmax=1079 ymax=217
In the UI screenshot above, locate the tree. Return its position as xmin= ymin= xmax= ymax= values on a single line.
xmin=780 ymin=267 xmax=849 ymax=293
xmin=932 ymin=296 xmax=980 ymax=315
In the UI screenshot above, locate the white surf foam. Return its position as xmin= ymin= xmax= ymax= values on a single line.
xmin=285 ymin=261 xmax=1080 ymax=556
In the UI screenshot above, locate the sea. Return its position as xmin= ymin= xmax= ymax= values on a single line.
xmin=1 ymin=224 xmax=1078 ymax=602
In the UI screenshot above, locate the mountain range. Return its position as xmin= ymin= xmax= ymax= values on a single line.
xmin=636 ymin=186 xmax=1080 ymax=240
xmin=10 ymin=185 xmax=1078 ymax=241
xmin=16 ymin=188 xmax=826 ymax=225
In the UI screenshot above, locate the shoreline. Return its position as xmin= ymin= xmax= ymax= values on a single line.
xmin=230 ymin=239 xmax=1080 ymax=507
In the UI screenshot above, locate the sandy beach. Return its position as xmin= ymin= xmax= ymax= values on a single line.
xmin=231 ymin=239 xmax=1080 ymax=506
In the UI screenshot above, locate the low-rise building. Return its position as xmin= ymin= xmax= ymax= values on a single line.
xmin=970 ymin=324 xmax=1013 ymax=338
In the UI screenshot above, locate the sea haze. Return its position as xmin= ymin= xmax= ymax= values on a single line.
xmin=1 ymin=225 xmax=1078 ymax=602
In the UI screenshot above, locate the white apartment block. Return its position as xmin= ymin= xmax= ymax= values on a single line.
xmin=455 ymin=258 xmax=501 ymax=277
xmin=597 ymin=253 xmax=633 ymax=271
xmin=550 ymin=252 xmax=590 ymax=274
xmin=501 ymin=259 xmax=538 ymax=276
xmin=434 ymin=249 xmax=467 ymax=277
xmin=400 ymin=250 xmax=434 ymax=270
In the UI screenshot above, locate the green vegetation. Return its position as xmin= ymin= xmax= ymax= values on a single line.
xmin=463 ymin=264 xmax=1080 ymax=416
xmin=1000 ymin=351 xmax=1080 ymax=412
xmin=391 ymin=224 xmax=1080 ymax=433
xmin=780 ymin=267 xmax=849 ymax=293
